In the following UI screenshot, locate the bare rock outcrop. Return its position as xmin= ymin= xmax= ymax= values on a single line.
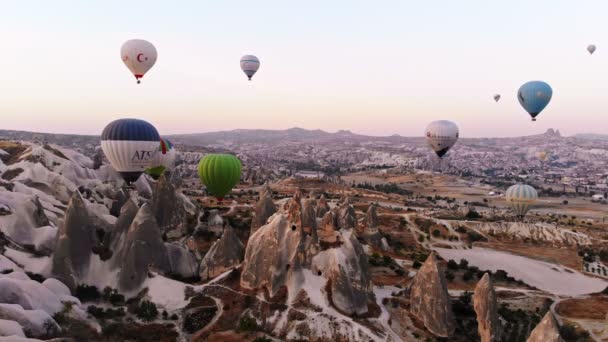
xmin=165 ymin=242 xmax=199 ymax=279
xmin=318 ymin=211 xmax=339 ymax=244
xmin=199 ymin=224 xmax=244 ymax=281
xmin=250 ymin=184 xmax=276 ymax=235
xmin=473 ymin=273 xmax=501 ymax=342
xmin=301 ymin=198 xmax=317 ymax=235
xmin=337 ymin=197 xmax=356 ymax=229
xmin=316 ymin=195 xmax=330 ymax=218
xmin=409 ymin=252 xmax=456 ymax=337
xmin=117 ymin=204 xmax=169 ymax=291
xmin=106 ymin=199 xmax=139 ymax=267
xmin=311 ymin=230 xmax=372 ymax=315
xmin=240 ymin=193 xmax=316 ymax=296
xmin=207 ymin=210 xmax=224 ymax=236
xmin=150 ymin=174 xmax=196 ymax=236
xmin=51 ymin=192 xmax=100 ymax=290
xmin=362 ymin=203 xmax=388 ymax=250
xmin=527 ymin=311 xmax=564 ymax=342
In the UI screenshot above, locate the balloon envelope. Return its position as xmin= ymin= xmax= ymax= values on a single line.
xmin=121 ymin=39 xmax=157 ymax=83
xmin=425 ymin=120 xmax=459 ymax=158
xmin=240 ymin=55 xmax=260 ymax=80
xmin=101 ymin=118 xmax=160 ymax=184
xmin=505 ymin=183 xmax=537 ymax=217
xmin=198 ymin=154 xmax=242 ymax=200
xmin=146 ymin=138 xmax=176 ymax=179
xmin=587 ymin=44 xmax=596 ymax=55
xmin=494 ymin=94 xmax=501 ymax=102
xmin=517 ymin=81 xmax=552 ymax=121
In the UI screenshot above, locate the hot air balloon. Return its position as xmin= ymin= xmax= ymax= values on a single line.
xmin=146 ymin=138 xmax=176 ymax=179
xmin=121 ymin=39 xmax=157 ymax=84
xmin=101 ymin=118 xmax=160 ymax=184
xmin=425 ymin=120 xmax=459 ymax=158
xmin=240 ymin=55 xmax=260 ymax=81
xmin=198 ymin=154 xmax=242 ymax=201
xmin=517 ymin=81 xmax=552 ymax=121
xmin=587 ymin=44 xmax=596 ymax=55
xmin=494 ymin=94 xmax=501 ymax=102
xmin=505 ymin=183 xmax=537 ymax=218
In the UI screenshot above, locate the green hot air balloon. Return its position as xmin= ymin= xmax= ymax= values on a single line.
xmin=198 ymin=154 xmax=242 ymax=201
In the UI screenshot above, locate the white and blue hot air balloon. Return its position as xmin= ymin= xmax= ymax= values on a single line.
xmin=517 ymin=81 xmax=552 ymax=121
xmin=505 ymin=183 xmax=538 ymax=218
xmin=425 ymin=120 xmax=459 ymax=158
xmin=240 ymin=55 xmax=260 ymax=81
xmin=101 ymin=118 xmax=160 ymax=184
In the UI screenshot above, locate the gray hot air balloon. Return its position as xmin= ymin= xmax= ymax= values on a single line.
xmin=505 ymin=183 xmax=537 ymax=218
xmin=587 ymin=44 xmax=596 ymax=55
xmin=240 ymin=55 xmax=260 ymax=81
xmin=494 ymin=94 xmax=501 ymax=102
xmin=424 ymin=120 xmax=459 ymax=158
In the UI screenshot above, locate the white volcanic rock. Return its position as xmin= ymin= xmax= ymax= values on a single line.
xmin=51 ymin=192 xmax=100 ymax=290
xmin=527 ymin=311 xmax=564 ymax=342
xmin=0 ymin=256 xmax=18 ymax=273
xmin=7 ymin=161 xmax=76 ymax=203
xmin=316 ymin=195 xmax=330 ymax=218
xmin=311 ymin=229 xmax=373 ymax=315
xmin=207 ymin=210 xmax=224 ymax=236
xmin=241 ymin=193 xmax=317 ymax=296
xmin=250 ymin=184 xmax=277 ymax=235
xmin=150 ymin=174 xmax=196 ymax=236
xmin=317 ymin=211 xmax=339 ymax=244
xmin=106 ymin=198 xmax=139 ymax=268
xmin=0 ymin=277 xmax=63 ymax=315
xmin=0 ymin=319 xmax=25 ymax=337
xmin=42 ymin=278 xmax=71 ymax=298
xmin=409 ymin=252 xmax=456 ymax=337
xmin=362 ymin=203 xmax=388 ymax=250
xmin=199 ymin=224 xmax=244 ymax=281
xmin=473 ymin=273 xmax=501 ymax=342
xmin=336 ymin=197 xmax=356 ymax=229
xmin=165 ymin=242 xmax=198 ymax=279
xmin=0 ymin=304 xmax=60 ymax=338
xmin=117 ymin=204 xmax=169 ymax=291
xmin=472 ymin=222 xmax=591 ymax=246
xmin=0 ymin=191 xmax=56 ymax=253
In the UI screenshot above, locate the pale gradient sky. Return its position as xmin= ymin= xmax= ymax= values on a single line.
xmin=0 ymin=1 xmax=607 ymax=137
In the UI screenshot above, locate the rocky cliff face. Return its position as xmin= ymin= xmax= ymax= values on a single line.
xmin=51 ymin=192 xmax=100 ymax=290
xmin=240 ymin=193 xmax=314 ymax=296
xmin=316 ymin=195 xmax=330 ymax=218
xmin=473 ymin=273 xmax=501 ymax=342
xmin=150 ymin=174 xmax=196 ymax=237
xmin=249 ymin=184 xmax=276 ymax=235
xmin=337 ymin=197 xmax=356 ymax=229
xmin=241 ymin=191 xmax=373 ymax=316
xmin=301 ymin=198 xmax=317 ymax=236
xmin=199 ymin=224 xmax=244 ymax=281
xmin=362 ymin=203 xmax=388 ymax=250
xmin=317 ymin=211 xmax=339 ymax=244
xmin=527 ymin=311 xmax=564 ymax=342
xmin=207 ymin=210 xmax=224 ymax=236
xmin=117 ymin=204 xmax=169 ymax=292
xmin=311 ymin=229 xmax=372 ymax=315
xmin=106 ymin=199 xmax=139 ymax=268
xmin=409 ymin=252 xmax=456 ymax=337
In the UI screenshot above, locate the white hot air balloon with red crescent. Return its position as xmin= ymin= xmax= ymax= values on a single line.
xmin=121 ymin=39 xmax=157 ymax=84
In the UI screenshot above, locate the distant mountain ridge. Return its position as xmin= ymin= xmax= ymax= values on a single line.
xmin=0 ymin=127 xmax=574 ymax=147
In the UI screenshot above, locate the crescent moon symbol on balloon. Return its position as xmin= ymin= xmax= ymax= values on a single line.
xmin=137 ymin=53 xmax=144 ymax=63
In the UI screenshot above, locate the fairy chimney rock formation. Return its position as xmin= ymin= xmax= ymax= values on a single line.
xmin=409 ymin=252 xmax=456 ymax=337
xmin=473 ymin=273 xmax=501 ymax=342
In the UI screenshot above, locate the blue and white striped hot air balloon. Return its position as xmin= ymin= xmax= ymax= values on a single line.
xmin=101 ymin=118 xmax=160 ymax=184
xmin=517 ymin=81 xmax=552 ymax=121
xmin=505 ymin=183 xmax=538 ymax=218
xmin=425 ymin=120 xmax=459 ymax=158
xmin=240 ymin=55 xmax=260 ymax=81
